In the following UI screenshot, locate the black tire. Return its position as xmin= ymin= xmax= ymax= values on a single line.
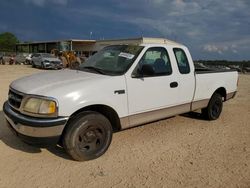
xmin=202 ymin=93 xmax=223 ymax=120
xmin=32 ymin=61 xmax=35 ymax=68
xmin=63 ymin=111 xmax=113 ymax=161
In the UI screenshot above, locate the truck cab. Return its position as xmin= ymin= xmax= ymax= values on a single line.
xmin=124 ymin=44 xmax=195 ymax=127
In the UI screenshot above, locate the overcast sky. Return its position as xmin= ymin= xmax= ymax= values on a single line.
xmin=0 ymin=0 xmax=249 ymax=60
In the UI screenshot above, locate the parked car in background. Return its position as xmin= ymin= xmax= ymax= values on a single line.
xmin=9 ymin=55 xmax=15 ymax=65
xmin=15 ymin=54 xmax=26 ymax=64
xmin=31 ymin=53 xmax=63 ymax=69
xmin=242 ymin=64 xmax=250 ymax=73
xmin=2 ymin=56 xmax=10 ymax=64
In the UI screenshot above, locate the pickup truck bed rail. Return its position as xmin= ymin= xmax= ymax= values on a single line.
xmin=195 ymin=68 xmax=237 ymax=74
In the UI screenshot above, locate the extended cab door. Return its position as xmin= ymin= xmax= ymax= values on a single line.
xmin=125 ymin=46 xmax=195 ymax=127
xmin=171 ymin=47 xmax=195 ymax=107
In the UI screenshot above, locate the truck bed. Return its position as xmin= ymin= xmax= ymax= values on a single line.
xmin=193 ymin=68 xmax=238 ymax=109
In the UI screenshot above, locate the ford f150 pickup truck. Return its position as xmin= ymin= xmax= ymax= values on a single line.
xmin=3 ymin=38 xmax=238 ymax=161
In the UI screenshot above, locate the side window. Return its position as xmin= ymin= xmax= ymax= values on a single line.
xmin=133 ymin=47 xmax=172 ymax=77
xmin=173 ymin=48 xmax=190 ymax=74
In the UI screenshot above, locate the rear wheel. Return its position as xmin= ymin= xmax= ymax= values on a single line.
xmin=63 ymin=111 xmax=113 ymax=161
xmin=202 ymin=93 xmax=223 ymax=120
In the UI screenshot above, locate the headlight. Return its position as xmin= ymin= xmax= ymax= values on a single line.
xmin=23 ymin=97 xmax=57 ymax=116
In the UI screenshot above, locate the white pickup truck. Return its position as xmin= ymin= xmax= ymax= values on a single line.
xmin=3 ymin=38 xmax=238 ymax=161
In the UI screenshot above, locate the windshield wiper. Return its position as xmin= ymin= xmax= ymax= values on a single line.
xmin=80 ymin=66 xmax=106 ymax=75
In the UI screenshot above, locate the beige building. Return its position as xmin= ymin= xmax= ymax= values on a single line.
xmin=16 ymin=39 xmax=96 ymax=57
xmin=16 ymin=37 xmax=178 ymax=57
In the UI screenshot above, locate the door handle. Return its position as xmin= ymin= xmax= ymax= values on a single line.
xmin=114 ymin=90 xmax=125 ymax=94
xmin=170 ymin=82 xmax=178 ymax=88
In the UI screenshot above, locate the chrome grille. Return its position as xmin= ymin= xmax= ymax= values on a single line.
xmin=8 ymin=89 xmax=23 ymax=109
xmin=51 ymin=61 xmax=60 ymax=64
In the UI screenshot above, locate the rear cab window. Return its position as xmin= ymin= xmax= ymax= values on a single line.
xmin=173 ymin=48 xmax=190 ymax=74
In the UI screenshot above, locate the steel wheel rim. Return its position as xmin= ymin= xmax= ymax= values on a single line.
xmin=77 ymin=125 xmax=106 ymax=153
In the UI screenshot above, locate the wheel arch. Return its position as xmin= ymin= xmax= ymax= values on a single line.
xmin=213 ymin=87 xmax=227 ymax=101
xmin=63 ymin=104 xmax=122 ymax=134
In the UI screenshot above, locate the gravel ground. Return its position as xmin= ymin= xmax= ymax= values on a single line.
xmin=0 ymin=65 xmax=249 ymax=188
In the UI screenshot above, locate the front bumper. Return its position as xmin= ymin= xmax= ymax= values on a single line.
xmin=3 ymin=101 xmax=68 ymax=147
xmin=44 ymin=62 xmax=62 ymax=69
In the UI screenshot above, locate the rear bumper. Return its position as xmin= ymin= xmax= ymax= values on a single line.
xmin=3 ymin=101 xmax=68 ymax=147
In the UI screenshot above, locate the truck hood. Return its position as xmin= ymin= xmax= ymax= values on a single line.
xmin=10 ymin=70 xmax=105 ymax=95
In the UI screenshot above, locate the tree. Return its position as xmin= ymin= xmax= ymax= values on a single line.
xmin=0 ymin=32 xmax=19 ymax=52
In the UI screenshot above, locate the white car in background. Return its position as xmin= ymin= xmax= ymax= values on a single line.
xmin=31 ymin=53 xmax=63 ymax=69
xmin=15 ymin=54 xmax=27 ymax=64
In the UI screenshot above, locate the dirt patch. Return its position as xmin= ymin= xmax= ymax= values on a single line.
xmin=0 ymin=65 xmax=249 ymax=187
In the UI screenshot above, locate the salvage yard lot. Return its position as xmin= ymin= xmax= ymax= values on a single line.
xmin=0 ymin=65 xmax=249 ymax=187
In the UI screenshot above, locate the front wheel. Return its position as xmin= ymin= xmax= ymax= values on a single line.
xmin=63 ymin=111 xmax=113 ymax=161
xmin=202 ymin=93 xmax=223 ymax=120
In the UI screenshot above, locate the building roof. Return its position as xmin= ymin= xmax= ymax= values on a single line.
xmin=97 ymin=37 xmax=182 ymax=45
xmin=16 ymin=37 xmax=182 ymax=46
xmin=141 ymin=37 xmax=181 ymax=45
xmin=17 ymin=39 xmax=96 ymax=45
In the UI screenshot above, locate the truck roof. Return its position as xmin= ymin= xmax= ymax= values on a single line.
xmin=140 ymin=37 xmax=182 ymax=46
xmin=96 ymin=37 xmax=184 ymax=47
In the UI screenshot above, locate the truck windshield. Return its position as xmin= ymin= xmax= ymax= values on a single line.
xmin=79 ymin=45 xmax=144 ymax=75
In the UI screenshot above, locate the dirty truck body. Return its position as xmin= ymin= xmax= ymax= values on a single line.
xmin=3 ymin=38 xmax=238 ymax=161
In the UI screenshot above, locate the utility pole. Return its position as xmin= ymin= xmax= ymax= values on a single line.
xmin=90 ymin=31 xmax=93 ymax=40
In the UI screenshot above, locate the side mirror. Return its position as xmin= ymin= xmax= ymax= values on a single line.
xmin=132 ymin=64 xmax=155 ymax=78
xmin=141 ymin=64 xmax=155 ymax=76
